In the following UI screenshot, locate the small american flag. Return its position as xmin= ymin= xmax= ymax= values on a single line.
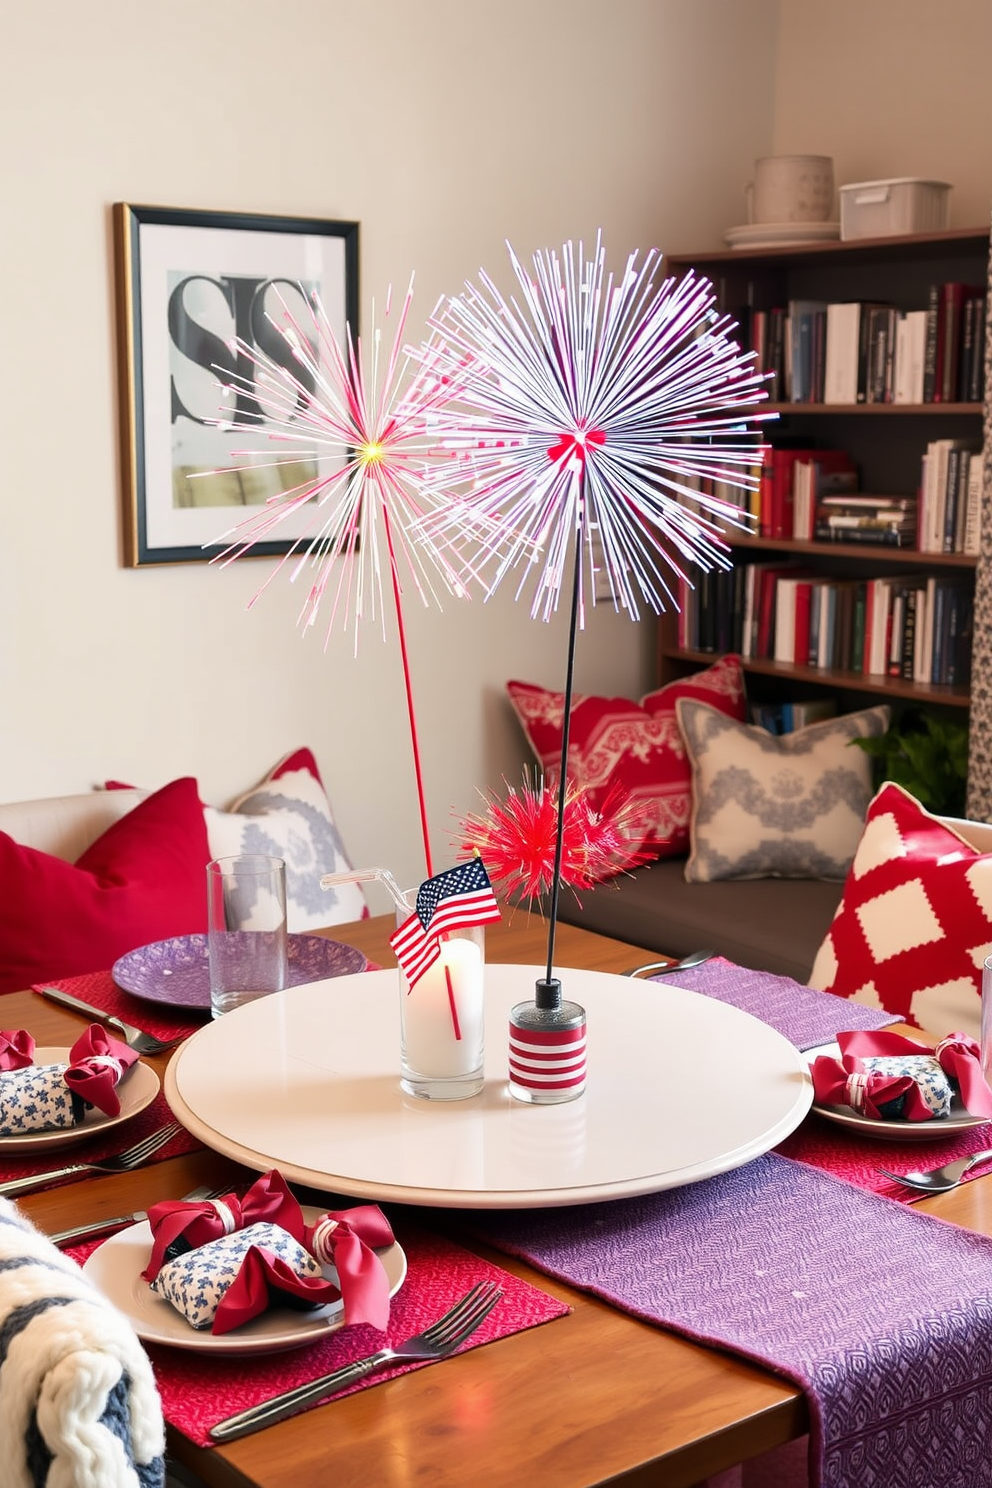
xmin=390 ymin=859 xmax=501 ymax=990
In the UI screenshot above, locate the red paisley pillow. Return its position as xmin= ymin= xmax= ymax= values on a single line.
xmin=506 ymin=654 xmax=746 ymax=859
xmin=808 ymin=782 xmax=992 ymax=1037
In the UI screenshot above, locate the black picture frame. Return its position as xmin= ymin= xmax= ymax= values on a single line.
xmin=113 ymin=204 xmax=360 ymax=567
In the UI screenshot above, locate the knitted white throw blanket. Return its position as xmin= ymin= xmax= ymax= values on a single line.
xmin=0 ymin=1199 xmax=165 ymax=1487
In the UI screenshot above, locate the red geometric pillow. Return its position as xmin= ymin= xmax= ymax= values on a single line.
xmin=808 ymin=782 xmax=992 ymax=1037
xmin=0 ymin=777 xmax=211 ymax=996
xmin=506 ymin=654 xmax=746 ymax=859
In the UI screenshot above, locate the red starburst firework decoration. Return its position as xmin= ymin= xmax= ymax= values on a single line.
xmin=457 ymin=775 xmax=653 ymax=905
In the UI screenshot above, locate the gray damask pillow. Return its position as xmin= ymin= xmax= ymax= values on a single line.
xmin=676 ymin=699 xmax=891 ymax=883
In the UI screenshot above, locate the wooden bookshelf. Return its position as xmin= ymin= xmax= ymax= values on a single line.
xmin=660 ymin=227 xmax=989 ymax=721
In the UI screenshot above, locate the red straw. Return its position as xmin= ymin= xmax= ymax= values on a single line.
xmin=382 ymin=504 xmax=462 ymax=1041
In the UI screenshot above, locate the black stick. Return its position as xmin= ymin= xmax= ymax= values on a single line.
xmin=539 ymin=496 xmax=585 ymax=1005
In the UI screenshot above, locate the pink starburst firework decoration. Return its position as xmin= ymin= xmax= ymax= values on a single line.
xmin=210 ymin=275 xmax=467 ymax=652
xmin=457 ymin=775 xmax=653 ymax=905
xmin=206 ymin=276 xmax=474 ymax=881
xmin=418 ymin=233 xmax=772 ymax=620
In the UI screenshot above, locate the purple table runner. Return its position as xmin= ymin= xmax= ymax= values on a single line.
xmin=470 ymin=1152 xmax=992 ymax=1488
xmin=653 ymin=957 xmax=899 ymax=1051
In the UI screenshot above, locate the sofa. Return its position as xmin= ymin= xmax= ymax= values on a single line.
xmin=504 ymin=663 xmax=992 ymax=1038
xmin=556 ymin=858 xmax=844 ymax=982
xmin=0 ymin=749 xmax=369 ymax=997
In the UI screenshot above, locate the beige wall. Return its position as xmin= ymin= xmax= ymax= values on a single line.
xmin=774 ymin=0 xmax=992 ymax=229
xmin=0 ymin=0 xmax=778 ymax=900
xmin=4 ymin=0 xmax=989 ymax=902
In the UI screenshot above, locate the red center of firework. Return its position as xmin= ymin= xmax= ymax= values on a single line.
xmin=547 ymin=426 xmax=606 ymax=466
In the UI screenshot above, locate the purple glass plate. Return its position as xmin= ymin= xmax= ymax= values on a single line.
xmin=112 ymin=934 xmax=368 ymax=1012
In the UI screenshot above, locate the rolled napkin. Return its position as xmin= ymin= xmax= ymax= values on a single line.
xmin=811 ymin=1028 xmax=992 ymax=1122
xmin=812 ymin=1052 xmax=950 ymax=1121
xmin=144 ymin=1169 xmax=395 ymax=1330
xmin=0 ymin=1196 xmax=165 ymax=1486
xmin=150 ymin=1221 xmax=343 ymax=1335
xmin=0 ymin=1024 xmax=139 ymax=1134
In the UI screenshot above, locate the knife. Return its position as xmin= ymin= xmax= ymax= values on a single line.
xmin=38 ymin=986 xmax=125 ymax=1027
xmin=48 ymin=1184 xmax=220 ymax=1247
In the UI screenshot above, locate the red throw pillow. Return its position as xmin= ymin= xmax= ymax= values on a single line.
xmin=506 ymin=655 xmax=746 ymax=858
xmin=0 ymin=777 xmax=211 ymax=995
xmin=808 ymin=782 xmax=992 ymax=1036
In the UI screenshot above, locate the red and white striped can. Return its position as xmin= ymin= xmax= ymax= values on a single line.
xmin=508 ymin=1000 xmax=587 ymax=1104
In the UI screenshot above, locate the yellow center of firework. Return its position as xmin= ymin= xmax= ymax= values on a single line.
xmin=357 ymin=440 xmax=386 ymax=466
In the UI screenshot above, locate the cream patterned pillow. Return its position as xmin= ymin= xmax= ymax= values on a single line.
xmin=675 ymin=700 xmax=890 ymax=883
xmin=204 ymin=748 xmax=368 ymax=931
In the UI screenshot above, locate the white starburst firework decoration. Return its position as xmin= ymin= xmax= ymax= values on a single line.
xmin=209 ymin=275 xmax=467 ymax=653
xmin=418 ymin=233 xmax=772 ymax=622
xmin=414 ymin=234 xmax=772 ymax=1034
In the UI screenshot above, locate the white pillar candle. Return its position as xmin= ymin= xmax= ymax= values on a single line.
xmin=401 ymin=937 xmax=484 ymax=1079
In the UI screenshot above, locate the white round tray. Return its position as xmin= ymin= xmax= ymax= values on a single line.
xmin=164 ymin=965 xmax=812 ymax=1208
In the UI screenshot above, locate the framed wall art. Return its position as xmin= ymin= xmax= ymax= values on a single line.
xmin=113 ymin=204 xmax=360 ymax=566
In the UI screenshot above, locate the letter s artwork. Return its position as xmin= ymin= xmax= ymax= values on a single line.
xmin=167 ymin=274 xmax=318 ymax=511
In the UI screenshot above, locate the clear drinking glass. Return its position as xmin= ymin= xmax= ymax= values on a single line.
xmin=982 ymin=955 xmax=992 ymax=1089
xmin=207 ymin=854 xmax=288 ymax=1018
xmin=395 ymin=895 xmax=485 ymax=1100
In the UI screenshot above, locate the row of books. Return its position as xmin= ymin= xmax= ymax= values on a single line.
xmin=918 ymin=439 xmax=983 ymax=554
xmin=678 ymin=563 xmax=973 ymax=687
xmin=750 ymin=283 xmax=986 ymax=406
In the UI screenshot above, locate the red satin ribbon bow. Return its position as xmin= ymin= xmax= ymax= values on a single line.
xmin=63 ymin=1024 xmax=140 ymax=1118
xmin=306 ymin=1204 xmax=396 ymax=1332
xmin=0 ymin=1030 xmax=36 ymax=1071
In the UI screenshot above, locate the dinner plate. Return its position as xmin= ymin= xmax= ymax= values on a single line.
xmin=82 ymin=1208 xmax=407 ymax=1355
xmin=112 ymin=933 xmax=368 ymax=1011
xmin=805 ymin=1042 xmax=990 ymax=1142
xmin=0 ymin=1049 xmax=160 ymax=1153
xmin=724 ymin=221 xmax=841 ymax=249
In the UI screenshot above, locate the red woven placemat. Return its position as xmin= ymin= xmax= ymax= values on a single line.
xmin=70 ymin=1221 xmax=568 ymax=1446
xmin=777 ymin=1108 xmax=992 ymax=1202
xmin=30 ymin=969 xmax=206 ymax=1043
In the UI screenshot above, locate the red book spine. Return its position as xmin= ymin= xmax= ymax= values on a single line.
xmin=793 ymin=581 xmax=813 ymax=667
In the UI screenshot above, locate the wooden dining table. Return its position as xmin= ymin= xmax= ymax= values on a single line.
xmin=14 ymin=913 xmax=992 ymax=1488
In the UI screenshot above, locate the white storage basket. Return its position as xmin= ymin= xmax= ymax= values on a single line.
xmin=839 ymin=178 xmax=951 ymax=240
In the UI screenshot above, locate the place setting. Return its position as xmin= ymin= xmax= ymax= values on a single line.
xmin=60 ymin=1166 xmax=568 ymax=1447
xmin=0 ymin=1019 xmax=196 ymax=1193
xmin=648 ymin=953 xmax=992 ymax=1198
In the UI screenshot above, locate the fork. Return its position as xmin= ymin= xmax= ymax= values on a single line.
xmin=877 ymin=1147 xmax=992 ymax=1193
xmin=209 ymin=1279 xmax=504 ymax=1443
xmin=0 ymin=1120 xmax=183 ymax=1198
xmin=38 ymin=987 xmax=186 ymax=1055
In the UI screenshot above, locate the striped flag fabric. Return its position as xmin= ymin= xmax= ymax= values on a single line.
xmin=390 ymin=859 xmax=501 ymax=989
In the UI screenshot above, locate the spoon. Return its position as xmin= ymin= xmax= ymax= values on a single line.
xmin=622 ymin=949 xmax=717 ymax=979
xmin=877 ymin=1148 xmax=992 ymax=1194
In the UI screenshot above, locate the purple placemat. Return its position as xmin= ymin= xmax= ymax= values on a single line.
xmin=112 ymin=933 xmax=368 ymax=1011
xmin=654 ymin=957 xmax=899 ymax=1050
xmin=469 ymin=1152 xmax=992 ymax=1488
